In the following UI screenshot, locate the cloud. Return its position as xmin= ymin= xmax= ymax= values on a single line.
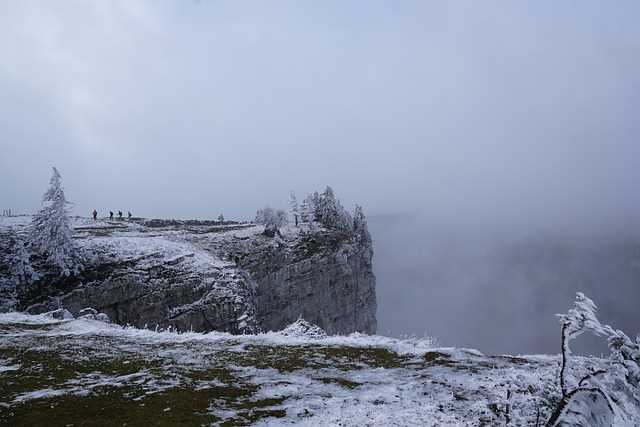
xmin=0 ymin=1 xmax=639 ymax=225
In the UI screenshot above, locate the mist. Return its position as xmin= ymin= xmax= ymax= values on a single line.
xmin=2 ymin=2 xmax=639 ymax=354
xmin=370 ymin=214 xmax=640 ymax=355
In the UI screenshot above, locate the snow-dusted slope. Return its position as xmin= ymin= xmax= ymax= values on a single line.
xmin=1 ymin=313 xmax=638 ymax=426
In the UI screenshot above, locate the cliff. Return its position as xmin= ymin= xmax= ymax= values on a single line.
xmin=0 ymin=216 xmax=377 ymax=335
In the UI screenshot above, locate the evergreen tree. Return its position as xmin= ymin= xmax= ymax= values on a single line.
xmin=275 ymin=209 xmax=287 ymax=227
xmin=10 ymin=236 xmax=38 ymax=287
xmin=288 ymin=191 xmax=299 ymax=226
xmin=29 ymin=167 xmax=81 ymax=276
xmin=353 ymin=204 xmax=372 ymax=246
xmin=300 ymin=197 xmax=314 ymax=224
xmin=315 ymin=186 xmax=352 ymax=232
xmin=255 ymin=208 xmax=265 ymax=224
xmin=310 ymin=191 xmax=321 ymax=220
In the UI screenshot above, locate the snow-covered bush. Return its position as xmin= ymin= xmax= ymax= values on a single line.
xmin=280 ymin=317 xmax=327 ymax=339
xmin=603 ymin=326 xmax=640 ymax=388
xmin=79 ymin=307 xmax=111 ymax=323
xmin=255 ymin=206 xmax=287 ymax=228
xmin=44 ymin=308 xmax=74 ymax=320
xmin=255 ymin=206 xmax=287 ymax=237
xmin=29 ymin=167 xmax=82 ymax=276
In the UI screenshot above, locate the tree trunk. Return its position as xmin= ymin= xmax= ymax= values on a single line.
xmin=560 ymin=322 xmax=568 ymax=397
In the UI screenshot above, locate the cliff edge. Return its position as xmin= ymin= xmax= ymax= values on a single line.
xmin=0 ymin=216 xmax=377 ymax=335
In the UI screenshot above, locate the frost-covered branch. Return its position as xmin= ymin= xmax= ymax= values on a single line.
xmin=556 ymin=292 xmax=607 ymax=396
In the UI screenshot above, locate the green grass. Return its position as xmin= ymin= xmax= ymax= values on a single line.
xmin=1 ymin=325 xmax=411 ymax=426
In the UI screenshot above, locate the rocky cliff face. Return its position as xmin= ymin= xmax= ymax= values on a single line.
xmin=234 ymin=229 xmax=376 ymax=335
xmin=0 ymin=217 xmax=377 ymax=335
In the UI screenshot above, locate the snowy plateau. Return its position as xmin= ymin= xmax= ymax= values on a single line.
xmin=0 ymin=216 xmax=639 ymax=426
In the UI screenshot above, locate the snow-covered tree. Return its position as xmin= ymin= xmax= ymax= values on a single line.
xmin=314 ymin=186 xmax=352 ymax=233
xmin=315 ymin=186 xmax=336 ymax=224
xmin=556 ymin=292 xmax=607 ymax=396
xmin=10 ymin=236 xmax=38 ymax=287
xmin=309 ymin=191 xmax=320 ymax=219
xmin=255 ymin=206 xmax=287 ymax=237
xmin=0 ymin=231 xmax=33 ymax=311
xmin=255 ymin=208 xmax=265 ymax=224
xmin=288 ymin=191 xmax=299 ymax=227
xmin=299 ymin=197 xmax=313 ymax=224
xmin=275 ymin=209 xmax=287 ymax=227
xmin=29 ymin=167 xmax=81 ymax=276
xmin=255 ymin=206 xmax=286 ymax=228
xmin=353 ymin=204 xmax=372 ymax=246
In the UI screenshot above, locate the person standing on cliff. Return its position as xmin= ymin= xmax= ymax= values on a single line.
xmin=92 ymin=209 xmax=97 ymax=221
xmin=127 ymin=211 xmax=132 ymax=220
xmin=109 ymin=211 xmax=114 ymax=220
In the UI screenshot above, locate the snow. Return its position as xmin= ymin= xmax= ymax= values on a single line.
xmin=0 ymin=364 xmax=20 ymax=374
xmin=1 ymin=313 xmax=638 ymax=425
xmin=0 ymin=313 xmax=436 ymax=357
xmin=279 ymin=317 xmax=328 ymax=339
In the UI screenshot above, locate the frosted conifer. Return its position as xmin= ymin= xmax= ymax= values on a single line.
xmin=29 ymin=167 xmax=81 ymax=276
xmin=10 ymin=236 xmax=38 ymax=287
xmin=288 ymin=191 xmax=299 ymax=227
xmin=353 ymin=204 xmax=372 ymax=246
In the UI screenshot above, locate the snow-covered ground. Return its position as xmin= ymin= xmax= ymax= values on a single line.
xmin=2 ymin=313 xmax=636 ymax=426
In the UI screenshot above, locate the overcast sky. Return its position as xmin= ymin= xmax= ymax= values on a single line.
xmin=1 ymin=1 xmax=639 ymax=226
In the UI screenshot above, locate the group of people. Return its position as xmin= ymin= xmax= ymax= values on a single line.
xmin=91 ymin=209 xmax=132 ymax=221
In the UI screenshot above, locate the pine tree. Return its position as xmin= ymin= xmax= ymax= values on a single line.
xmin=300 ymin=197 xmax=312 ymax=223
xmin=29 ymin=167 xmax=81 ymax=276
xmin=10 ymin=236 xmax=38 ymax=287
xmin=255 ymin=208 xmax=265 ymax=224
xmin=310 ymin=191 xmax=320 ymax=220
xmin=315 ymin=186 xmax=352 ymax=232
xmin=288 ymin=191 xmax=299 ymax=227
xmin=353 ymin=204 xmax=372 ymax=246
xmin=275 ymin=209 xmax=287 ymax=227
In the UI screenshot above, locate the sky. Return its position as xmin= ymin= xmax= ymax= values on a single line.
xmin=1 ymin=1 xmax=640 ymax=354
xmin=1 ymin=1 xmax=639 ymax=227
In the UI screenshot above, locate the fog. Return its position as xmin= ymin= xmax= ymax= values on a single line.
xmin=370 ymin=214 xmax=640 ymax=355
xmin=1 ymin=2 xmax=639 ymax=353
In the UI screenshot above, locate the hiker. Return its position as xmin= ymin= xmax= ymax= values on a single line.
xmin=127 ymin=211 xmax=132 ymax=220
xmin=92 ymin=209 xmax=97 ymax=221
xmin=118 ymin=210 xmax=123 ymax=220
xmin=109 ymin=211 xmax=114 ymax=220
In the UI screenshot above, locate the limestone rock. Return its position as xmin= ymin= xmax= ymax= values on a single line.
xmin=1 ymin=217 xmax=376 ymax=335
